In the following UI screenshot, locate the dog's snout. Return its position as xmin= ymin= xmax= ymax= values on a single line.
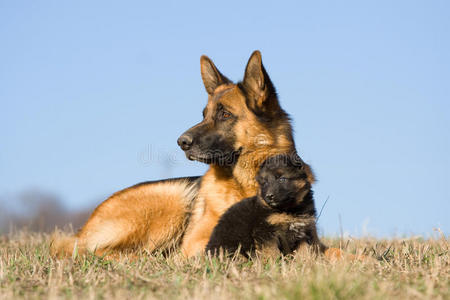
xmin=266 ymin=193 xmax=274 ymax=201
xmin=177 ymin=134 xmax=193 ymax=151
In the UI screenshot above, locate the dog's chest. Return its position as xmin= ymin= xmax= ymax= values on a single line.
xmin=266 ymin=213 xmax=315 ymax=253
xmin=287 ymin=221 xmax=309 ymax=239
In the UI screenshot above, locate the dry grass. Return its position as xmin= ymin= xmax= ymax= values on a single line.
xmin=0 ymin=231 xmax=448 ymax=299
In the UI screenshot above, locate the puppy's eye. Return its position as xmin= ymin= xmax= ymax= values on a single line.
xmin=278 ymin=177 xmax=288 ymax=183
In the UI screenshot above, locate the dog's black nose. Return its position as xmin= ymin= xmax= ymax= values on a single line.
xmin=266 ymin=194 xmax=274 ymax=201
xmin=177 ymin=134 xmax=193 ymax=151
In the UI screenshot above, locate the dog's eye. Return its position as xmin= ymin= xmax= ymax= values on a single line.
xmin=221 ymin=111 xmax=232 ymax=120
xmin=278 ymin=177 xmax=288 ymax=183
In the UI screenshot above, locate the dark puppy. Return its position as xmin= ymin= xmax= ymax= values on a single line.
xmin=205 ymin=154 xmax=327 ymax=257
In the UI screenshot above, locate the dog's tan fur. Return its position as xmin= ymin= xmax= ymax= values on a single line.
xmin=51 ymin=178 xmax=198 ymax=256
xmin=180 ymin=79 xmax=295 ymax=256
xmin=50 ymin=51 xmax=341 ymax=260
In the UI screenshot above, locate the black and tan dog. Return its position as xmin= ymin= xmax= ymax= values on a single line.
xmin=206 ymin=154 xmax=326 ymax=257
xmin=51 ymin=51 xmax=341 ymax=259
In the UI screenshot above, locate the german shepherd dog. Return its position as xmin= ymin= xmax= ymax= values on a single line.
xmin=206 ymin=154 xmax=326 ymax=257
xmin=51 ymin=51 xmax=338 ymax=259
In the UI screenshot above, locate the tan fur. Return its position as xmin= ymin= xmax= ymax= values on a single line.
xmin=267 ymin=213 xmax=315 ymax=227
xmin=267 ymin=213 xmax=316 ymax=239
xmin=51 ymin=179 xmax=197 ymax=257
xmin=51 ymin=51 xmax=325 ymax=259
xmin=255 ymin=238 xmax=282 ymax=258
xmin=323 ymin=247 xmax=368 ymax=261
xmin=180 ymin=86 xmax=296 ymax=257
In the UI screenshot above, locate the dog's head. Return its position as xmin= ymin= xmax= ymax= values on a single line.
xmin=256 ymin=153 xmax=314 ymax=210
xmin=177 ymin=51 xmax=292 ymax=166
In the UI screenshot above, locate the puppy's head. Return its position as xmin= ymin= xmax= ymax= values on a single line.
xmin=256 ymin=153 xmax=314 ymax=210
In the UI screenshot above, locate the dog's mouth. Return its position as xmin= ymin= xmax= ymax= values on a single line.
xmin=265 ymin=199 xmax=282 ymax=208
xmin=264 ymin=196 xmax=296 ymax=210
xmin=185 ymin=148 xmax=242 ymax=166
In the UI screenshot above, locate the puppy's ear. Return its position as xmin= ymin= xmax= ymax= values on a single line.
xmin=302 ymin=163 xmax=316 ymax=184
xmin=200 ymin=55 xmax=231 ymax=95
xmin=291 ymin=152 xmax=315 ymax=184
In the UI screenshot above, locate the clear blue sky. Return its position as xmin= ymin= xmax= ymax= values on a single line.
xmin=1 ymin=1 xmax=449 ymax=237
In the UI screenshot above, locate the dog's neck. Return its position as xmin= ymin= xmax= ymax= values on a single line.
xmin=234 ymin=147 xmax=294 ymax=197
xmin=284 ymin=190 xmax=316 ymax=217
xmin=206 ymin=144 xmax=294 ymax=199
xmin=207 ymin=117 xmax=295 ymax=198
xmin=257 ymin=190 xmax=316 ymax=220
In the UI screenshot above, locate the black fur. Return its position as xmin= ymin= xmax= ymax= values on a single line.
xmin=177 ymin=92 xmax=241 ymax=166
xmin=206 ymin=154 xmax=326 ymax=257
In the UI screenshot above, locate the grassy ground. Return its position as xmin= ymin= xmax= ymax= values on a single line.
xmin=0 ymin=231 xmax=448 ymax=299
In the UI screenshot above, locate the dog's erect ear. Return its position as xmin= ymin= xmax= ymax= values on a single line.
xmin=291 ymin=152 xmax=315 ymax=184
xmin=200 ymin=55 xmax=231 ymax=95
xmin=242 ymin=50 xmax=277 ymax=112
xmin=303 ymin=163 xmax=316 ymax=184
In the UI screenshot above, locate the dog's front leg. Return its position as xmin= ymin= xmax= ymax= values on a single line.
xmin=181 ymin=210 xmax=219 ymax=257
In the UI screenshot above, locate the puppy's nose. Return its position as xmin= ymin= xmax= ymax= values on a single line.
xmin=177 ymin=134 xmax=193 ymax=151
xmin=266 ymin=194 xmax=274 ymax=201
